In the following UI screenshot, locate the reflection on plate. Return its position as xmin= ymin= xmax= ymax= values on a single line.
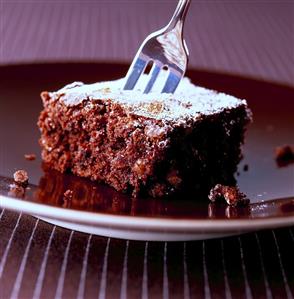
xmin=0 ymin=63 xmax=293 ymax=240
xmin=0 ymin=174 xmax=293 ymax=241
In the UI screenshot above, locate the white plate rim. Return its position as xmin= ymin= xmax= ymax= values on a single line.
xmin=1 ymin=195 xmax=293 ymax=233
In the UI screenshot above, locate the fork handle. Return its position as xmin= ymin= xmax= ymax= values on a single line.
xmin=166 ymin=0 xmax=191 ymax=32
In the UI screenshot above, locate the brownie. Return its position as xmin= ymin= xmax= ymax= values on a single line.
xmin=38 ymin=74 xmax=251 ymax=198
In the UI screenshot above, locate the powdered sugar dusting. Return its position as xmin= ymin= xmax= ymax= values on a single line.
xmin=51 ymin=74 xmax=247 ymax=122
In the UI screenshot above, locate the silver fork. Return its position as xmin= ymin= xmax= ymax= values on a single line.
xmin=123 ymin=0 xmax=191 ymax=94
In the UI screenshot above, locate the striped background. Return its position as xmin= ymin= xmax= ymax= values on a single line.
xmin=1 ymin=211 xmax=294 ymax=299
xmin=0 ymin=0 xmax=293 ymax=85
xmin=0 ymin=1 xmax=294 ymax=298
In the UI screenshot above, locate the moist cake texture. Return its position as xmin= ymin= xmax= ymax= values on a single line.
xmin=38 ymin=74 xmax=251 ymax=197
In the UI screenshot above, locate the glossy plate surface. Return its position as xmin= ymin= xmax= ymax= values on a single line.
xmin=0 ymin=63 xmax=293 ymax=240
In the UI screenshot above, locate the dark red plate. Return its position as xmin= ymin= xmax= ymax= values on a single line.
xmin=0 ymin=63 xmax=293 ymax=240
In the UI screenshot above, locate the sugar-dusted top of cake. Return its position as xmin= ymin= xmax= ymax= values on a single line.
xmin=51 ymin=73 xmax=247 ymax=122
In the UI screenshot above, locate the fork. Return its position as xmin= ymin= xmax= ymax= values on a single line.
xmin=123 ymin=0 xmax=191 ymax=94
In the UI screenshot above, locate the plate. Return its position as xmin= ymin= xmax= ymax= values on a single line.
xmin=0 ymin=62 xmax=293 ymax=241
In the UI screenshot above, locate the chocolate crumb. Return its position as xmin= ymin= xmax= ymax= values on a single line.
xmin=243 ymin=164 xmax=249 ymax=171
xmin=275 ymin=145 xmax=294 ymax=167
xmin=8 ymin=183 xmax=25 ymax=198
xmin=208 ymin=184 xmax=250 ymax=206
xmin=13 ymin=170 xmax=29 ymax=186
xmin=24 ymin=153 xmax=36 ymax=161
xmin=63 ymin=189 xmax=73 ymax=201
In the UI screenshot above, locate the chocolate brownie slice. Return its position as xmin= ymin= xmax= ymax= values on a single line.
xmin=38 ymin=74 xmax=251 ymax=197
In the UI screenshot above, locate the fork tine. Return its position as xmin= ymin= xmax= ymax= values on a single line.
xmin=124 ymin=57 xmax=148 ymax=90
xmin=143 ymin=63 xmax=161 ymax=94
xmin=161 ymin=71 xmax=182 ymax=94
xmin=123 ymin=0 xmax=190 ymax=93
